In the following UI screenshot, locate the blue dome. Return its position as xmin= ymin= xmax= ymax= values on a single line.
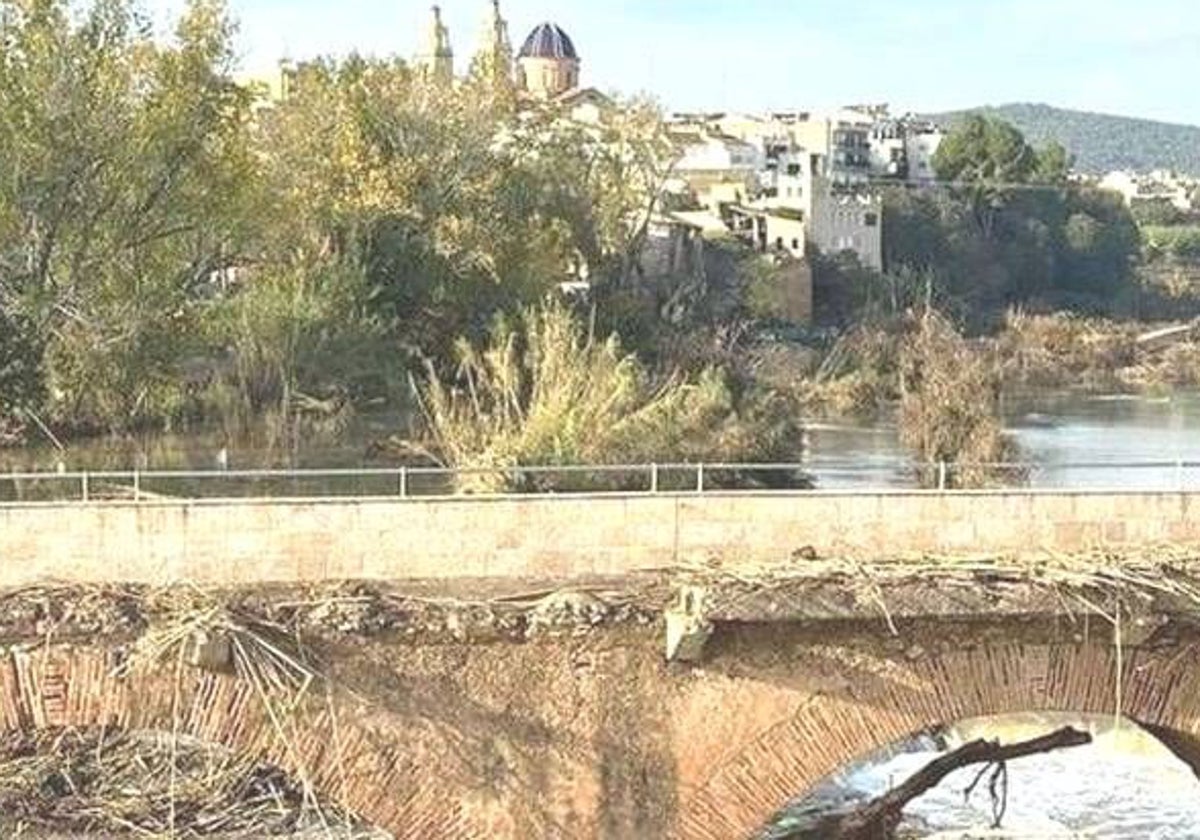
xmin=518 ymin=23 xmax=578 ymax=60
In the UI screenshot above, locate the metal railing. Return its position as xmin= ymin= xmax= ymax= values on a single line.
xmin=3 ymin=460 xmax=1200 ymax=503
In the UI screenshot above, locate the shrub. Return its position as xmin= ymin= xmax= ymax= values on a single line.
xmin=899 ymin=311 xmax=1021 ymax=488
xmin=412 ymin=302 xmax=806 ymax=492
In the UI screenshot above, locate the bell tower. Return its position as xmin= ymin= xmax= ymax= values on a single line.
xmin=414 ymin=5 xmax=454 ymax=84
xmin=471 ymin=0 xmax=514 ymax=87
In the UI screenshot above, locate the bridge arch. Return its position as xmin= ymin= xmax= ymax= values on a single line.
xmin=0 ymin=646 xmax=479 ymax=839
xmin=675 ymin=641 xmax=1200 ymax=840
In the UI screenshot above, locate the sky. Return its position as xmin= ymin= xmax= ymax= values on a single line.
xmin=150 ymin=0 xmax=1200 ymax=125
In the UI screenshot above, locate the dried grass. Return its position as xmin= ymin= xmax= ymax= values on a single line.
xmin=0 ymin=727 xmax=370 ymax=838
xmin=683 ymin=546 xmax=1200 ymax=620
xmin=97 ymin=586 xmax=355 ymax=839
xmin=996 ymin=310 xmax=1200 ymax=393
xmin=899 ymin=311 xmax=1021 ymax=488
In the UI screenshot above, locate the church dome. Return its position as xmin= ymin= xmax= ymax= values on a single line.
xmin=518 ymin=23 xmax=578 ymax=60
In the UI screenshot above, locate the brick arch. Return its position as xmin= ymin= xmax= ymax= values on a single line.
xmin=0 ymin=646 xmax=481 ymax=839
xmin=675 ymin=642 xmax=1200 ymax=840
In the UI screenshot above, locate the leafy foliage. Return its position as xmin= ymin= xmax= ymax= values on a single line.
xmin=885 ymin=118 xmax=1140 ymax=325
xmin=0 ymin=0 xmax=258 ymax=431
xmin=0 ymin=0 xmax=678 ymax=446
xmin=928 ymin=103 xmax=1200 ymax=176
xmin=412 ymin=303 xmax=804 ymax=492
xmin=1143 ymin=226 xmax=1200 ymax=261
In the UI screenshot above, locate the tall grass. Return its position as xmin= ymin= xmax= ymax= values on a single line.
xmin=412 ymin=302 xmax=805 ymax=492
xmin=899 ymin=310 xmax=1021 ymax=488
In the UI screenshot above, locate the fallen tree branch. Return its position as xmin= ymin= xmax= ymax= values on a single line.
xmin=793 ymin=726 xmax=1092 ymax=840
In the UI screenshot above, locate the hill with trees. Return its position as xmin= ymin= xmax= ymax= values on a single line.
xmin=927 ymin=103 xmax=1200 ymax=176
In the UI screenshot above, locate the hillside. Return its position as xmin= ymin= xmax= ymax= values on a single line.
xmin=927 ymin=103 xmax=1200 ymax=176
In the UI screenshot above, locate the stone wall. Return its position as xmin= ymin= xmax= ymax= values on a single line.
xmin=1 ymin=491 xmax=1198 ymax=586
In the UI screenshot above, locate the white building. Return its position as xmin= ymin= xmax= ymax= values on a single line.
xmin=1100 ymin=170 xmax=1197 ymax=213
xmin=668 ymin=129 xmax=763 ymax=208
xmin=667 ymin=110 xmax=884 ymax=271
xmin=866 ymin=112 xmax=944 ymax=185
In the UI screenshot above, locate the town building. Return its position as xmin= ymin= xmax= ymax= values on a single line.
xmin=246 ymin=3 xmax=598 ymax=116
xmin=698 ymin=111 xmax=874 ymax=186
xmin=667 ymin=111 xmax=883 ymax=272
xmin=516 ymin=22 xmax=580 ymax=99
xmin=667 ymin=128 xmax=763 ymax=209
xmin=868 ymin=113 xmax=944 ymax=185
xmin=1100 ymin=170 xmax=1198 ymax=213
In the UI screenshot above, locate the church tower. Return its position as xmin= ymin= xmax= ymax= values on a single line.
xmin=471 ymin=0 xmax=514 ymax=88
xmin=414 ymin=5 xmax=454 ymax=84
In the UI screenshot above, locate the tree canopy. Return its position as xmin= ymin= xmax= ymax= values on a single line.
xmin=876 ymin=117 xmax=1140 ymax=326
xmin=0 ymin=0 xmax=677 ymax=439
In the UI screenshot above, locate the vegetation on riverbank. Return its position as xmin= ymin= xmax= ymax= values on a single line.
xmin=995 ymin=311 xmax=1200 ymax=394
xmin=4 ymin=1 xmax=1200 ymax=492
xmin=407 ymin=303 xmax=805 ymax=492
xmin=0 ymin=0 xmax=675 ymax=446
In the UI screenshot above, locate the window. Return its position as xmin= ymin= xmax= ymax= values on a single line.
xmin=865 ymin=212 xmax=879 ymax=227
xmin=791 ymin=238 xmax=800 ymax=250
xmin=775 ymin=237 xmax=784 ymax=250
xmin=787 ymin=163 xmax=802 ymax=176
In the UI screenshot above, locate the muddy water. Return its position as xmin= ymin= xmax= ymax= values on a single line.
xmin=4 ymin=393 xmax=1200 ymax=492
xmin=765 ymin=715 xmax=1200 ymax=839
xmin=804 ymin=392 xmax=1200 ymax=490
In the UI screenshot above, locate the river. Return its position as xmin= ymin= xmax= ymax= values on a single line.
xmin=804 ymin=391 xmax=1200 ymax=490
xmin=764 ymin=714 xmax=1200 ymax=839
xmin=5 ymin=392 xmax=1200 ymax=490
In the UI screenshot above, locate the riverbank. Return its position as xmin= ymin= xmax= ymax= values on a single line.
xmin=994 ymin=311 xmax=1200 ymax=394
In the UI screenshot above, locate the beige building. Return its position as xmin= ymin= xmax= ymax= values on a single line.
xmin=806 ymin=181 xmax=883 ymax=270
xmin=668 ymin=129 xmax=763 ymax=210
xmin=708 ymin=110 xmax=873 ymax=185
xmin=668 ymin=110 xmax=884 ymax=272
xmin=1100 ymin=170 xmax=1198 ymax=213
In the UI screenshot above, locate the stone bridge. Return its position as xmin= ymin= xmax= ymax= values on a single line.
xmin=2 ymin=490 xmax=1200 ymax=838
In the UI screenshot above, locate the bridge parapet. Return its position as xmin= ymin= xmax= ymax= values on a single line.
xmin=1 ymin=490 xmax=1198 ymax=587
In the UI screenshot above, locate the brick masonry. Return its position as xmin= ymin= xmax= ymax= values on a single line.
xmin=4 ymin=631 xmax=1200 ymax=840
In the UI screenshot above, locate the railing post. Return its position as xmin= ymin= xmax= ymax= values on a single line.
xmin=81 ymin=472 xmax=89 ymax=503
xmin=697 ymin=463 xmax=705 ymax=494
xmin=937 ymin=461 xmax=947 ymax=492
xmin=133 ymin=470 xmax=141 ymax=502
xmin=650 ymin=463 xmax=659 ymax=494
xmin=399 ymin=466 xmax=409 ymax=499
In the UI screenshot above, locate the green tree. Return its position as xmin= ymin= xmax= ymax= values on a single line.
xmin=1131 ymin=198 xmax=1187 ymax=227
xmin=934 ymin=115 xmax=1038 ymax=187
xmin=885 ymin=118 xmax=1140 ymax=321
xmin=0 ymin=0 xmax=258 ymax=431
xmin=0 ymin=311 xmax=42 ymax=422
xmin=1033 ymin=141 xmax=1072 ymax=185
xmin=502 ymin=96 xmax=677 ymax=287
